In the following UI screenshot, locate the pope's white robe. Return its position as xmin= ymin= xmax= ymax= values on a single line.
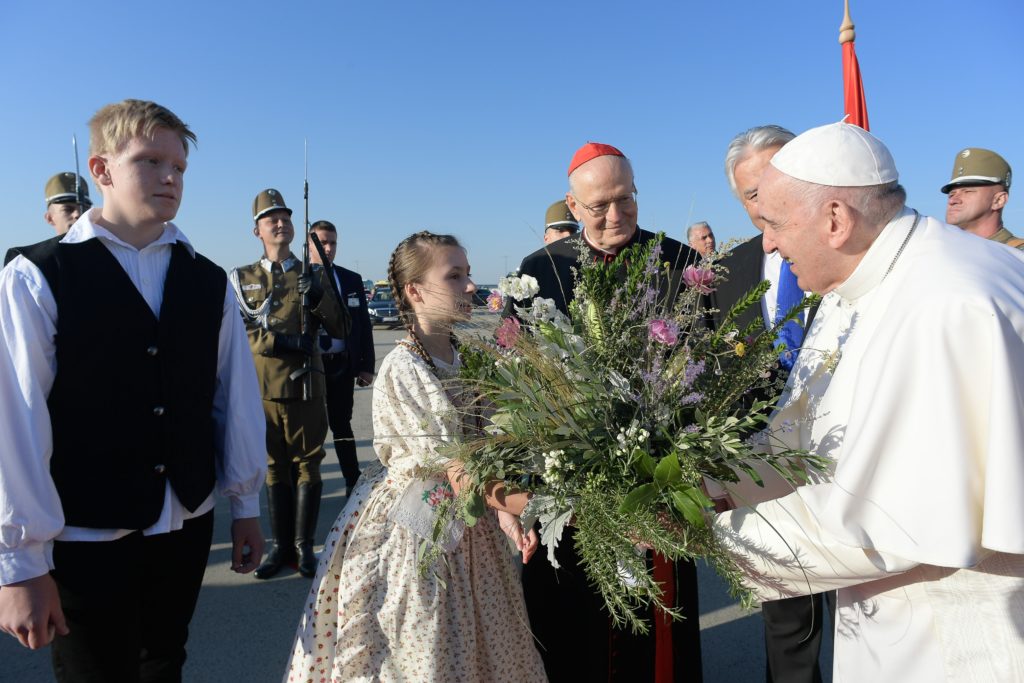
xmin=715 ymin=208 xmax=1024 ymax=682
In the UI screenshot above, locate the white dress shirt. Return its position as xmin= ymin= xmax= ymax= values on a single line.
xmin=760 ymin=249 xmax=785 ymax=327
xmin=0 ymin=210 xmax=266 ymax=585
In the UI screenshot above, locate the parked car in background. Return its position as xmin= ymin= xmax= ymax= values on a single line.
xmin=472 ymin=287 xmax=493 ymax=307
xmin=367 ymin=286 xmax=401 ymax=328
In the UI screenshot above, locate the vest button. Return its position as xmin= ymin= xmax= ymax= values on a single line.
xmin=152 ymin=406 xmax=166 ymax=416
xmin=146 ymin=345 xmax=159 ymax=356
xmin=153 ymin=464 xmax=167 ymax=474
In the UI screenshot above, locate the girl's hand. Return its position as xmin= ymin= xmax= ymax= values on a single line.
xmin=497 ymin=510 xmax=538 ymax=563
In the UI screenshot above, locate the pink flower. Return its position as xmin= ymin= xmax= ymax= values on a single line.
xmin=683 ymin=265 xmax=716 ymax=294
xmin=486 ymin=290 xmax=504 ymax=312
xmin=648 ymin=319 xmax=679 ymax=346
xmin=495 ymin=316 xmax=521 ymax=348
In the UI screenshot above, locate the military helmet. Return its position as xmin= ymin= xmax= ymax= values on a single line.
xmin=544 ymin=199 xmax=579 ymax=232
xmin=45 ymin=172 xmax=92 ymax=207
xmin=941 ymin=148 xmax=1012 ymax=194
xmin=253 ymin=188 xmax=293 ymax=221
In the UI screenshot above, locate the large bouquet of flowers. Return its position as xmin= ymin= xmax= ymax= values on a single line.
xmin=434 ymin=235 xmax=823 ymax=632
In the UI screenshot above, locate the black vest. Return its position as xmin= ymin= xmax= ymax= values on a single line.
xmin=23 ymin=237 xmax=225 ymax=529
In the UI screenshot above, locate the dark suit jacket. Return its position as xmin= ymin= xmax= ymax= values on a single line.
xmin=709 ymin=233 xmax=768 ymax=332
xmin=326 ymin=264 xmax=374 ymax=376
xmin=710 ymin=233 xmax=817 ymax=335
xmin=512 ymin=227 xmax=700 ymax=316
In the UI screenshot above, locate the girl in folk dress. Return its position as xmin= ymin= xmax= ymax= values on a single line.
xmin=285 ymin=232 xmax=547 ymax=683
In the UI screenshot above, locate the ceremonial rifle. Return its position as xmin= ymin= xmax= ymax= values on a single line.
xmin=292 ymin=141 xmax=344 ymax=399
xmin=72 ymin=134 xmax=85 ymax=213
xmin=299 ymin=140 xmax=314 ymax=400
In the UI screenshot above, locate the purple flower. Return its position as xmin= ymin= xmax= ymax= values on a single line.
xmin=648 ymin=319 xmax=679 ymax=346
xmin=495 ymin=316 xmax=521 ymax=348
xmin=682 ymin=359 xmax=705 ymax=387
xmin=680 ymin=391 xmax=703 ymax=406
xmin=486 ymin=290 xmax=504 ymax=312
xmin=683 ymin=265 xmax=716 ymax=294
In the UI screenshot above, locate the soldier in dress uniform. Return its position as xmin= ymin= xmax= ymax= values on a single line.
xmin=231 ymin=189 xmax=351 ymax=579
xmin=543 ymin=199 xmax=579 ymax=244
xmin=942 ymin=147 xmax=1023 ymax=250
xmin=44 ymin=172 xmax=93 ymax=235
xmin=4 ymin=173 xmax=94 ymax=266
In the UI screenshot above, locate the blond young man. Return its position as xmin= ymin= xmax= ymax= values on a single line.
xmin=0 ymin=99 xmax=266 ymax=682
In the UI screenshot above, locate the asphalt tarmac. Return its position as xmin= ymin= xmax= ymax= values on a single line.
xmin=2 ymin=321 xmax=832 ymax=682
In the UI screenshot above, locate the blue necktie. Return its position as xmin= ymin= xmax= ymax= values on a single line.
xmin=773 ymin=260 xmax=804 ymax=370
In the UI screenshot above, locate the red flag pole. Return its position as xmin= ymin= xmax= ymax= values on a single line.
xmin=839 ymin=0 xmax=870 ymax=130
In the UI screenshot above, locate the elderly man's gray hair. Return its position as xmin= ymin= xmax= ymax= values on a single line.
xmin=686 ymin=221 xmax=711 ymax=241
xmin=724 ymin=124 xmax=796 ymax=197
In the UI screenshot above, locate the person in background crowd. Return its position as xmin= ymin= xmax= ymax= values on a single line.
xmin=542 ymin=199 xmax=579 ymax=244
xmin=686 ymin=220 xmax=715 ymax=257
xmin=309 ymin=219 xmax=375 ymax=497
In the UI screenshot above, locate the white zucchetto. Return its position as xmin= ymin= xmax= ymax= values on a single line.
xmin=771 ymin=122 xmax=898 ymax=187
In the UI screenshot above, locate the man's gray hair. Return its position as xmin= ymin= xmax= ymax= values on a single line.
xmin=790 ymin=178 xmax=908 ymax=230
xmin=686 ymin=221 xmax=711 ymax=241
xmin=724 ymin=124 xmax=796 ymax=197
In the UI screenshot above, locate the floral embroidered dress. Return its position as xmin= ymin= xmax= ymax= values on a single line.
xmin=285 ymin=343 xmax=547 ymax=683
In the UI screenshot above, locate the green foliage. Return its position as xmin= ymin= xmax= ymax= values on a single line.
xmin=429 ymin=235 xmax=827 ymax=630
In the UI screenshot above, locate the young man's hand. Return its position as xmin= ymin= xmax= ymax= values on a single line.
xmin=230 ymin=517 xmax=265 ymax=574
xmin=0 ymin=574 xmax=68 ymax=649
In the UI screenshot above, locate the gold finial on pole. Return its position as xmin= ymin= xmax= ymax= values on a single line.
xmin=839 ymin=0 xmax=856 ymax=44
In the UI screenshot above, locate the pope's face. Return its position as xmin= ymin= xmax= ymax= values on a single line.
xmin=733 ymin=145 xmax=784 ymax=235
xmin=945 ymin=184 xmax=1006 ymax=229
xmin=566 ymin=156 xmax=638 ymax=252
xmin=758 ymin=167 xmax=837 ymax=294
xmin=255 ymin=210 xmax=295 ymax=248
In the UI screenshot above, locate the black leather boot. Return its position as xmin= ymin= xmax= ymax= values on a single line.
xmin=295 ymin=482 xmax=323 ymax=578
xmin=254 ymin=483 xmax=295 ymax=580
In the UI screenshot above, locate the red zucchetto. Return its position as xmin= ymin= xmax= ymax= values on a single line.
xmin=567 ymin=142 xmax=625 ymax=176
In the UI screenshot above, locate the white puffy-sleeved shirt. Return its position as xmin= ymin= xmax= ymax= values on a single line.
xmin=715 ymin=208 xmax=1024 ymax=682
xmin=0 ymin=210 xmax=267 ymax=585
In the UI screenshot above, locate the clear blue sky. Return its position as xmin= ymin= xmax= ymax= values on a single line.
xmin=5 ymin=1 xmax=1023 ymax=284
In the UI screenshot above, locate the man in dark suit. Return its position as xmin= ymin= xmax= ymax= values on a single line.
xmin=514 ymin=142 xmax=703 ymax=683
xmin=309 ymin=220 xmax=375 ymax=497
xmin=715 ymin=125 xmax=829 ymax=683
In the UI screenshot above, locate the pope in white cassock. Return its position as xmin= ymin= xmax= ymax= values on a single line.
xmin=712 ymin=122 xmax=1024 ymax=682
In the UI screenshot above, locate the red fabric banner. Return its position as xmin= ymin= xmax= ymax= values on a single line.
xmin=842 ymin=41 xmax=870 ymax=130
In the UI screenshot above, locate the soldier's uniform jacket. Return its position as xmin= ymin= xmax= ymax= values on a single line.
xmin=231 ymin=255 xmax=350 ymax=400
xmin=989 ymin=227 xmax=1024 ymax=251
